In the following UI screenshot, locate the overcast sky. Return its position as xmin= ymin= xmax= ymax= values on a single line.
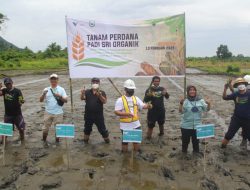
xmin=0 ymin=0 xmax=250 ymax=56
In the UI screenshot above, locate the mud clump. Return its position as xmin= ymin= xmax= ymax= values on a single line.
xmin=92 ymin=152 xmax=109 ymax=158
xmin=215 ymin=164 xmax=232 ymax=177
xmin=161 ymin=166 xmax=175 ymax=180
xmin=39 ymin=177 xmax=62 ymax=190
xmin=238 ymin=175 xmax=250 ymax=188
xmin=0 ymin=161 xmax=30 ymax=189
xmin=137 ymin=153 xmax=157 ymax=163
xmin=29 ymin=148 xmax=48 ymax=161
xmin=200 ymin=177 xmax=219 ymax=190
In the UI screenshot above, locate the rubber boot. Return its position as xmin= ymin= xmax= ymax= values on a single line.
xmin=83 ymin=134 xmax=89 ymax=144
xmin=146 ymin=128 xmax=153 ymax=140
xmin=221 ymin=138 xmax=229 ymax=148
xmin=158 ymin=125 xmax=164 ymax=136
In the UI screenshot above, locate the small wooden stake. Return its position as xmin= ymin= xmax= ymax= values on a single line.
xmin=65 ymin=138 xmax=70 ymax=169
xmin=3 ymin=136 xmax=6 ymax=166
xmin=203 ymin=138 xmax=207 ymax=173
xmin=130 ymin=148 xmax=134 ymax=169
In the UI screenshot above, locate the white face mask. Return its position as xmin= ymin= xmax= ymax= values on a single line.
xmin=238 ymin=84 xmax=246 ymax=91
xmin=92 ymin=83 xmax=99 ymax=89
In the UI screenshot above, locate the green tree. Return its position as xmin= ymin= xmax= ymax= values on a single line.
xmin=216 ymin=44 xmax=232 ymax=59
xmin=43 ymin=42 xmax=62 ymax=58
xmin=0 ymin=13 xmax=8 ymax=30
xmin=47 ymin=42 xmax=61 ymax=52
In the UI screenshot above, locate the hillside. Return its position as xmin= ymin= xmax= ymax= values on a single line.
xmin=0 ymin=36 xmax=21 ymax=51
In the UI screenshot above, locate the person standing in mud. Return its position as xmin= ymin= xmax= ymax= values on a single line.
xmin=228 ymin=76 xmax=250 ymax=148
xmin=114 ymin=79 xmax=152 ymax=153
xmin=179 ymin=85 xmax=210 ymax=155
xmin=80 ymin=77 xmax=110 ymax=144
xmin=0 ymin=78 xmax=25 ymax=144
xmin=221 ymin=78 xmax=250 ymax=148
xmin=39 ymin=74 xmax=68 ymax=148
xmin=143 ymin=76 xmax=169 ymax=139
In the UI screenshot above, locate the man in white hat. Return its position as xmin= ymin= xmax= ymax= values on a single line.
xmin=39 ymin=74 xmax=68 ymax=148
xmin=114 ymin=79 xmax=152 ymax=153
xmin=227 ymin=75 xmax=250 ymax=148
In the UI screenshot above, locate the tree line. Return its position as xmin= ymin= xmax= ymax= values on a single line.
xmin=0 ymin=42 xmax=68 ymax=68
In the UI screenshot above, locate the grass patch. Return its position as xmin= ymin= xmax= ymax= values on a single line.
xmin=0 ymin=58 xmax=68 ymax=71
xmin=187 ymin=59 xmax=250 ymax=76
xmin=1 ymin=56 xmax=250 ymax=77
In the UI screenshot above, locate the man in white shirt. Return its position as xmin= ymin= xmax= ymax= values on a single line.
xmin=114 ymin=79 xmax=152 ymax=153
xmin=39 ymin=74 xmax=68 ymax=148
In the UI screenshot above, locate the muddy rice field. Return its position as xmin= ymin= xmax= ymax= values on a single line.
xmin=0 ymin=72 xmax=249 ymax=190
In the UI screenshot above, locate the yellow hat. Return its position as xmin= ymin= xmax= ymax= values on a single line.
xmin=233 ymin=78 xmax=248 ymax=88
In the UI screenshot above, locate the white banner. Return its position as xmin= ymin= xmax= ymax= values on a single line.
xmin=66 ymin=14 xmax=185 ymax=78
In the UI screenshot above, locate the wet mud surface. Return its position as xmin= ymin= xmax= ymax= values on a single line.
xmin=0 ymin=74 xmax=249 ymax=190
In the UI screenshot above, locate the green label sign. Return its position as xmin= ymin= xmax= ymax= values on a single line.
xmin=0 ymin=122 xmax=13 ymax=136
xmin=123 ymin=129 xmax=142 ymax=143
xmin=56 ymin=124 xmax=75 ymax=138
xmin=196 ymin=124 xmax=215 ymax=139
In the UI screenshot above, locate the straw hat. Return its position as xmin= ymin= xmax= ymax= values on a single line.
xmin=233 ymin=78 xmax=248 ymax=88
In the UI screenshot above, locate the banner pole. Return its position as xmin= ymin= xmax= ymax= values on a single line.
xmin=65 ymin=16 xmax=72 ymax=170
xmin=184 ymin=12 xmax=187 ymax=98
xmin=65 ymin=15 xmax=74 ymax=115
xmin=69 ymin=78 xmax=74 ymax=114
xmin=107 ymin=78 xmax=123 ymax=96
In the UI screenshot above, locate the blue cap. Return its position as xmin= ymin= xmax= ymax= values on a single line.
xmin=4 ymin=77 xmax=13 ymax=84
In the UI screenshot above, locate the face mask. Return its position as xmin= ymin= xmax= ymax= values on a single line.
xmin=238 ymin=84 xmax=246 ymax=91
xmin=92 ymin=83 xmax=99 ymax=89
xmin=127 ymin=89 xmax=134 ymax=96
xmin=151 ymin=84 xmax=159 ymax=89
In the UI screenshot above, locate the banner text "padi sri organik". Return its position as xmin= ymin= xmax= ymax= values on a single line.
xmin=66 ymin=14 xmax=185 ymax=78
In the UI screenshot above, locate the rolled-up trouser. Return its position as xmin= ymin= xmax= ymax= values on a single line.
xmin=84 ymin=117 xmax=109 ymax=138
xmin=181 ymin=128 xmax=199 ymax=153
xmin=147 ymin=109 xmax=165 ymax=128
xmin=225 ymin=115 xmax=250 ymax=141
xmin=43 ymin=112 xmax=63 ymax=133
xmin=4 ymin=114 xmax=25 ymax=131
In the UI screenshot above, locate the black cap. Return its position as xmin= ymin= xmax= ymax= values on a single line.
xmin=4 ymin=77 xmax=13 ymax=84
xmin=91 ymin=77 xmax=100 ymax=83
